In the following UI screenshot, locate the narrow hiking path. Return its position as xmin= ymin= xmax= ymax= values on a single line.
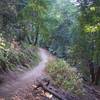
xmin=0 ymin=48 xmax=53 ymax=97
xmin=0 ymin=48 xmax=100 ymax=100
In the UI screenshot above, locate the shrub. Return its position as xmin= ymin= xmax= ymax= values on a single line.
xmin=46 ymin=59 xmax=84 ymax=95
xmin=0 ymin=41 xmax=39 ymax=72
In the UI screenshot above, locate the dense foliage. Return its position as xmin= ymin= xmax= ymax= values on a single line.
xmin=72 ymin=0 xmax=100 ymax=85
xmin=46 ymin=59 xmax=83 ymax=95
xmin=0 ymin=0 xmax=100 ymax=98
xmin=0 ymin=38 xmax=39 ymax=72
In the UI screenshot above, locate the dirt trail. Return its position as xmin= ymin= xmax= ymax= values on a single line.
xmin=0 ymin=48 xmax=51 ymax=97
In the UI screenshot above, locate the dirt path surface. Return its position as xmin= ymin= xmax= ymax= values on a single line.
xmin=0 ymin=48 xmax=52 ymax=99
xmin=0 ymin=48 xmax=100 ymax=100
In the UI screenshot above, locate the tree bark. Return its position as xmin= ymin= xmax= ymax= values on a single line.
xmin=34 ymin=25 xmax=39 ymax=46
xmin=95 ymin=67 xmax=100 ymax=85
xmin=88 ymin=60 xmax=95 ymax=83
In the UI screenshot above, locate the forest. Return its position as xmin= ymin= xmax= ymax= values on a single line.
xmin=0 ymin=0 xmax=100 ymax=100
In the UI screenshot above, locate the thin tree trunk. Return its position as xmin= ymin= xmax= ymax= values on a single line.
xmin=88 ymin=60 xmax=95 ymax=83
xmin=95 ymin=67 xmax=100 ymax=85
xmin=34 ymin=25 xmax=39 ymax=46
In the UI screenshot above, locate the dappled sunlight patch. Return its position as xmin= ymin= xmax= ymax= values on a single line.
xmin=0 ymin=36 xmax=6 ymax=50
xmin=84 ymin=25 xmax=99 ymax=33
xmin=44 ymin=92 xmax=53 ymax=99
xmin=90 ymin=6 xmax=96 ymax=12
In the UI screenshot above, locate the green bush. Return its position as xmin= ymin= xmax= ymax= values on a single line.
xmin=0 ymin=42 xmax=39 ymax=72
xmin=46 ymin=59 xmax=84 ymax=95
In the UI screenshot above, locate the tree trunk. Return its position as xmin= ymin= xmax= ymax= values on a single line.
xmin=88 ymin=60 xmax=95 ymax=83
xmin=34 ymin=25 xmax=39 ymax=46
xmin=95 ymin=67 xmax=100 ymax=85
xmin=2 ymin=14 xmax=8 ymax=31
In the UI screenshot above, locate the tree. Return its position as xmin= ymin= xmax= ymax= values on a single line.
xmin=18 ymin=0 xmax=51 ymax=45
xmin=74 ymin=0 xmax=100 ymax=84
xmin=41 ymin=0 xmax=78 ymax=58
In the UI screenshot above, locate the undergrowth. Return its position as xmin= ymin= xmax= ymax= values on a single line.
xmin=0 ymin=39 xmax=40 ymax=72
xmin=46 ymin=59 xmax=84 ymax=95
